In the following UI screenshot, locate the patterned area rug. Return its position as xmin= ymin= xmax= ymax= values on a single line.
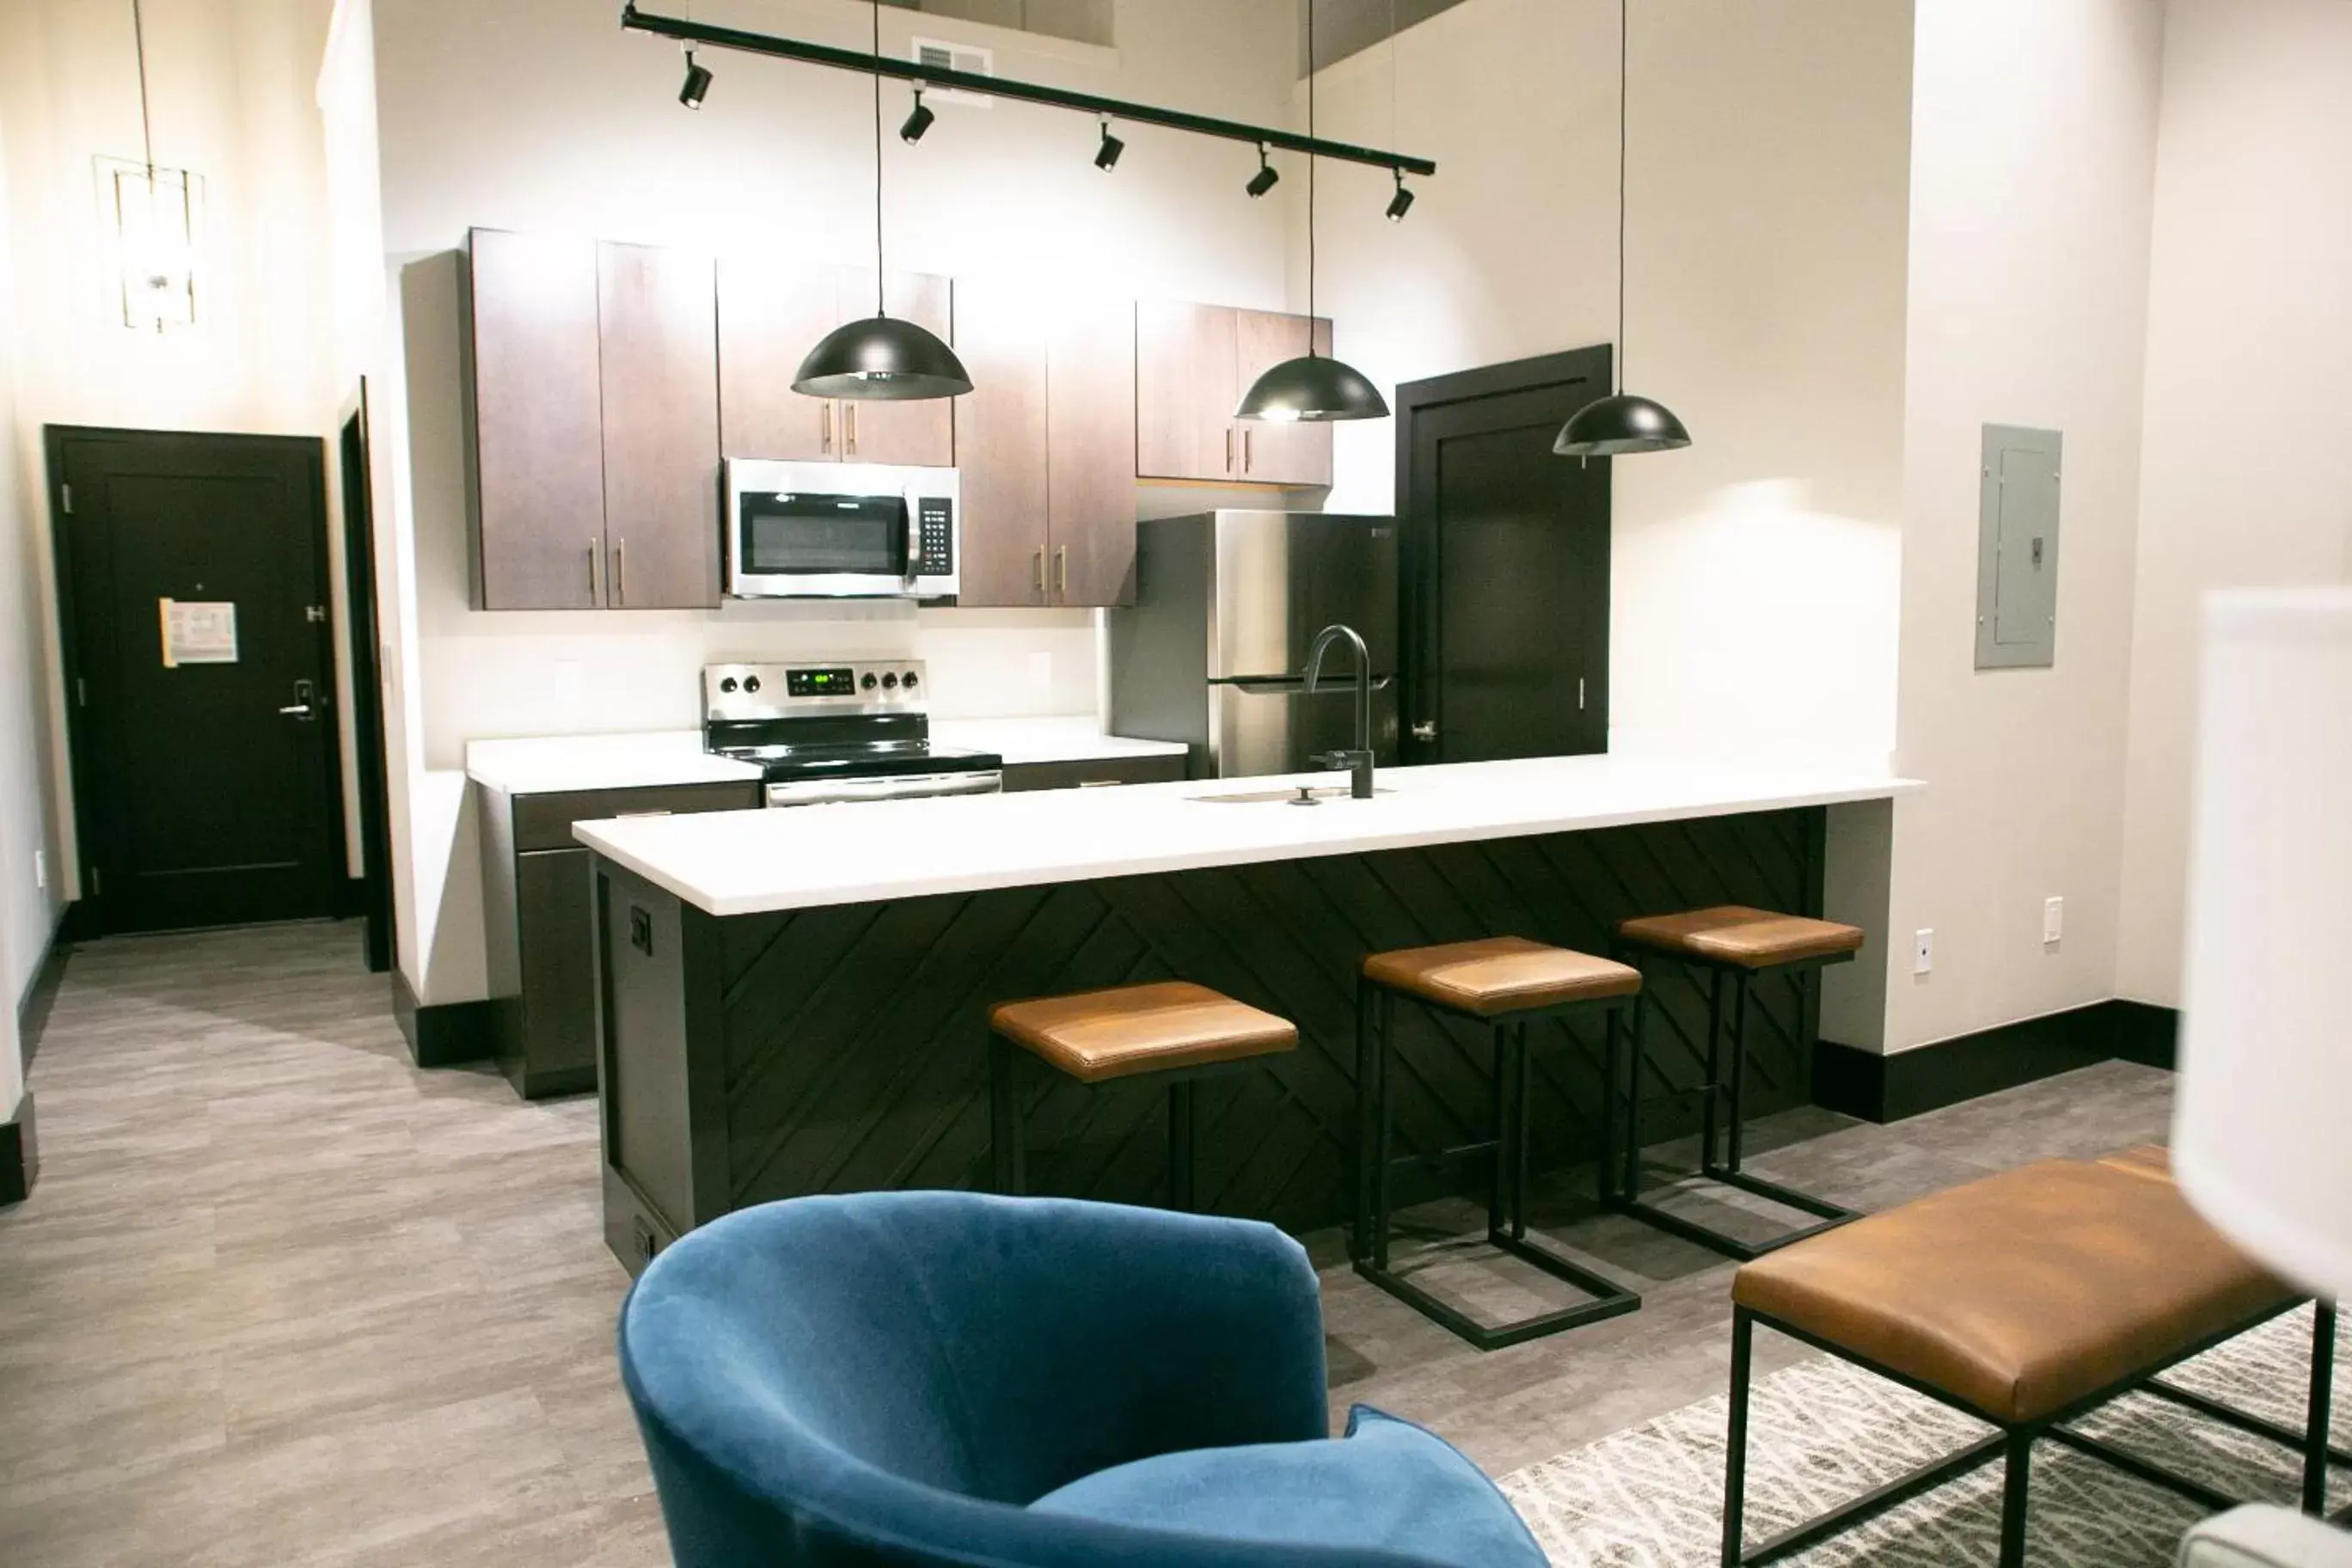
xmin=1498 ymin=1305 xmax=2350 ymax=1566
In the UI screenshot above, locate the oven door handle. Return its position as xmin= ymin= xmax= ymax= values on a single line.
xmin=766 ymin=770 xmax=1003 ymax=808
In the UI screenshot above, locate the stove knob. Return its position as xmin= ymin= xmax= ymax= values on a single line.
xmin=901 ymin=671 xmax=920 ymax=691
xmin=881 ymin=672 xmax=900 ymax=690
xmin=743 ymin=675 xmax=762 ymax=695
xmin=860 ymin=672 xmax=879 ymax=691
xmin=719 ymin=677 xmax=738 ymax=694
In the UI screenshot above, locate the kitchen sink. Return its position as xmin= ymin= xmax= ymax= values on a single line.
xmin=1187 ymin=784 xmax=1395 ymax=805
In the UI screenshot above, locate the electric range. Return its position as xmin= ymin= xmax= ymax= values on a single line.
xmin=702 ymin=660 xmax=1002 ymax=807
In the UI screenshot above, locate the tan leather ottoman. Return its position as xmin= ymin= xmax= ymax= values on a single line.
xmin=1718 ymin=1149 xmax=2337 ymax=1568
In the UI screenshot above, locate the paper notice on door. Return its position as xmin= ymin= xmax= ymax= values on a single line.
xmin=159 ymin=598 xmax=238 ymax=667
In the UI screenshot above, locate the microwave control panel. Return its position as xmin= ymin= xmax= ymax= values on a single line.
xmin=915 ymin=497 xmax=954 ymax=577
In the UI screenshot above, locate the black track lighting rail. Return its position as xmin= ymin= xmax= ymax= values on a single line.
xmin=619 ymin=3 xmax=1437 ymax=179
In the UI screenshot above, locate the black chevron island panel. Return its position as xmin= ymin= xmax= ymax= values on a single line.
xmin=611 ymin=807 xmax=1828 ymax=1240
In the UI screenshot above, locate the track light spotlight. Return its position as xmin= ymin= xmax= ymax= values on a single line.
xmin=900 ymin=89 xmax=934 ymax=144
xmin=1386 ymin=171 xmax=1414 ymax=222
xmin=678 ymin=48 xmax=712 ymax=110
xmin=1094 ymin=116 xmax=1124 ymax=172
xmin=1246 ymin=144 xmax=1279 ymax=199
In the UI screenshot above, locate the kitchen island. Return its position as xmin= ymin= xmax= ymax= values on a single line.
xmin=577 ymin=755 xmax=1917 ymax=1271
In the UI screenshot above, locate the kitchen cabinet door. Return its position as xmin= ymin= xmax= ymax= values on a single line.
xmin=465 ymin=229 xmax=608 ymax=609
xmin=949 ymin=278 xmax=1050 ymax=606
xmin=1048 ymin=296 xmax=1141 ymax=606
xmin=1234 ymin=309 xmax=1334 ymax=487
xmin=1136 ymin=299 xmax=1238 ymax=482
xmin=597 ymin=242 xmax=722 ymax=609
xmin=833 ymin=267 xmax=955 ymax=469
xmin=718 ymin=254 xmax=839 ymax=462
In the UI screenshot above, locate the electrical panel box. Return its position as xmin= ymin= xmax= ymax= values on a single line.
xmin=1975 ymin=424 xmax=2062 ymax=670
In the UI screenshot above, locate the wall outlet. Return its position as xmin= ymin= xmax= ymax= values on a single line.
xmin=2043 ymin=895 xmax=2064 ymax=946
xmin=1913 ymin=928 xmax=1933 ymax=976
xmin=33 ymin=848 xmax=44 ymax=891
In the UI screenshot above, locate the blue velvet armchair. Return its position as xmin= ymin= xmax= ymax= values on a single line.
xmin=618 ymin=1191 xmax=1547 ymax=1568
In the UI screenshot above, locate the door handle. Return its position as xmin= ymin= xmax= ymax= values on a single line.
xmin=1055 ymin=546 xmax=1069 ymax=601
xmin=279 ymin=678 xmax=321 ymax=720
xmin=845 ymin=402 xmax=858 ymax=457
xmin=588 ymin=538 xmax=602 ymax=603
xmin=1224 ymin=426 xmax=1234 ymax=474
xmin=613 ymin=538 xmax=627 ymax=606
xmin=1032 ymin=547 xmax=1045 ymax=601
xmin=1411 ymin=720 xmax=1436 ymax=742
xmin=1243 ymin=426 xmax=1253 ymax=473
xmin=821 ymin=402 xmax=834 ymax=455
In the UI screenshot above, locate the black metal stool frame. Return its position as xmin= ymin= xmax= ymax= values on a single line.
xmin=1721 ymin=1297 xmax=2344 ymax=1567
xmin=1608 ymin=945 xmax=1860 ymax=1261
xmin=1352 ymin=972 xmax=1644 ymax=1351
xmin=988 ymin=1032 xmax=1269 ymax=1210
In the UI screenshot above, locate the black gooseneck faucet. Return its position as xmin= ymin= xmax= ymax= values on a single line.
xmin=1304 ymin=623 xmax=1376 ymax=800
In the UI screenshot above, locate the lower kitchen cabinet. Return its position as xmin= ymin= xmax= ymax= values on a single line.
xmin=1001 ymin=755 xmax=1186 ymax=793
xmin=481 ymin=779 xmax=761 ymax=1099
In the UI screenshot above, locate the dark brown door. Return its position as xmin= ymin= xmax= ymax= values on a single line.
xmin=950 ymin=277 xmax=1050 ymax=606
xmin=340 ymin=389 xmax=395 ymax=972
xmin=1397 ymin=348 xmax=1613 ymax=765
xmin=1136 ymin=299 xmax=1238 ymax=482
xmin=51 ymin=426 xmax=345 ymax=934
xmin=597 ymin=242 xmax=721 ymax=609
xmin=464 ymin=229 xmax=606 ymax=609
xmin=1048 ymin=296 xmax=1140 ymax=607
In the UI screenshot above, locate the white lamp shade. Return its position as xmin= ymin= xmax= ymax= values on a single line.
xmin=2175 ymin=586 xmax=2352 ymax=1302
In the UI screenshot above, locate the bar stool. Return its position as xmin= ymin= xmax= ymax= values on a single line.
xmin=988 ymin=980 xmax=1296 ymax=1210
xmin=1355 ymin=936 xmax=1645 ymax=1350
xmin=1609 ymin=904 xmax=1864 ymax=1260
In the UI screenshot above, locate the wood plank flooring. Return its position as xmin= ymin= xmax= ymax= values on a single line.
xmin=0 ymin=920 xmax=2175 ymax=1564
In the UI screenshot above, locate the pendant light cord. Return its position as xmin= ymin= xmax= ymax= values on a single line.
xmin=1615 ymin=0 xmax=1627 ymax=395
xmin=871 ymin=0 xmax=886 ymax=316
xmin=132 ymin=0 xmax=157 ymax=176
xmin=1306 ymin=0 xmax=1317 ymax=351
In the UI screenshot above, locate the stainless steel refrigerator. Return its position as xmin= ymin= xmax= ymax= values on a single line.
xmin=1109 ymin=511 xmax=1400 ymax=779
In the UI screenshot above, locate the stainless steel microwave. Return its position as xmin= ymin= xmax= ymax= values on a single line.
xmin=724 ymin=458 xmax=960 ymax=600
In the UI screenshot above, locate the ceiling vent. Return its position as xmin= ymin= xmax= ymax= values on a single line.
xmin=911 ymin=38 xmax=993 ymax=107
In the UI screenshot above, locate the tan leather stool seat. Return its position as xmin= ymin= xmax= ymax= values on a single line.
xmin=1732 ymin=1154 xmax=2293 ymax=1424
xmin=1616 ymin=904 xmax=1864 ymax=969
xmin=1362 ymin=936 xmax=1640 ymax=1017
xmin=989 ymin=981 xmax=1295 ymax=1085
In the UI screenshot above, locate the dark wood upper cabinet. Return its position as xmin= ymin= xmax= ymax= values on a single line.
xmin=951 ymin=279 xmax=1051 ymax=607
xmin=1136 ymin=299 xmax=1238 ymax=483
xmin=1136 ymin=300 xmax=1332 ymax=488
xmin=597 ymin=242 xmax=721 ymax=609
xmin=717 ymin=255 xmax=837 ymax=462
xmin=954 ymin=286 xmax=1137 ymax=609
xmin=836 ymin=266 xmax=955 ymax=469
xmin=463 ymin=229 xmax=607 ymax=609
xmin=1048 ymin=296 xmax=1140 ymax=606
xmin=1233 ymin=309 xmax=1334 ymax=487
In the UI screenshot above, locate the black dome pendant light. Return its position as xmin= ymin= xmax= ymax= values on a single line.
xmin=793 ymin=1 xmax=972 ymax=401
xmin=1234 ymin=0 xmax=1389 ymax=424
xmin=1555 ymin=0 xmax=1689 ymax=459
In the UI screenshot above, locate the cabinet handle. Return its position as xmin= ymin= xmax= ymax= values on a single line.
xmin=821 ymin=402 xmax=834 ymax=455
xmin=614 ymin=539 xmax=627 ymax=606
xmin=1225 ymin=426 xmax=1234 ymax=474
xmin=1055 ymin=545 xmax=1069 ymax=600
xmin=845 ymin=402 xmax=858 ymax=456
xmin=1244 ymin=426 xmax=1253 ymax=473
xmin=1032 ymin=547 xmax=1045 ymax=600
xmin=589 ymin=538 xmax=603 ymax=604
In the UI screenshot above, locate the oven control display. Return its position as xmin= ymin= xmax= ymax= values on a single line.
xmin=785 ymin=667 xmax=857 ymax=697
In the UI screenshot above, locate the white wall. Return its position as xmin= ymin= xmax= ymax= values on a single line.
xmin=0 ymin=106 xmax=60 ymax=1124
xmin=1303 ymin=0 xmax=1914 ymax=771
xmin=0 ymin=0 xmax=350 ymax=898
xmin=367 ymin=0 xmax=1308 ymax=1001
xmin=2115 ymin=0 xmax=2352 ymax=1007
xmin=1881 ymin=0 xmax=2165 ymax=1051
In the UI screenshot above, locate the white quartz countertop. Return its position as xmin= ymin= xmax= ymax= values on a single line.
xmin=932 ymin=716 xmax=1187 ymax=767
xmin=465 ymin=717 xmax=1179 ymax=795
xmin=465 ymin=732 xmax=762 ymax=795
xmin=573 ymin=752 xmax=1921 ymax=917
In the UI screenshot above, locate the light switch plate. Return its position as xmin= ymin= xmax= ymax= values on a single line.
xmin=2043 ymin=896 xmax=2064 ymax=946
xmin=1914 ymin=928 xmax=1933 ymax=976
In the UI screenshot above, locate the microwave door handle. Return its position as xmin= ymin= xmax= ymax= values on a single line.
xmin=903 ymin=493 xmax=921 ymax=583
